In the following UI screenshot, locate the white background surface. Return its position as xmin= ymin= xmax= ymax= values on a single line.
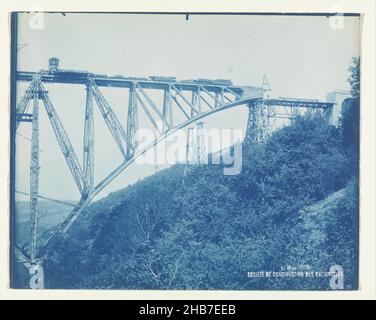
xmin=0 ymin=0 xmax=375 ymax=300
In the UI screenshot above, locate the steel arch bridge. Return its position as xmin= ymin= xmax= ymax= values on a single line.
xmin=13 ymin=59 xmax=334 ymax=286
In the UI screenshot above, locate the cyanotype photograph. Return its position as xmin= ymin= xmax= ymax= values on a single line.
xmin=10 ymin=12 xmax=360 ymax=290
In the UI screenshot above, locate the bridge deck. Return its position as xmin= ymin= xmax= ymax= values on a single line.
xmin=16 ymin=71 xmax=334 ymax=109
xmin=16 ymin=70 xmax=256 ymax=95
xmin=262 ymin=98 xmax=333 ymax=109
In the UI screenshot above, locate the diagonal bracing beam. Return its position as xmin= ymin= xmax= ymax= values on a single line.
xmin=136 ymin=84 xmax=171 ymax=130
xmin=197 ymin=90 xmax=215 ymax=110
xmin=199 ymin=86 xmax=221 ymax=108
xmin=41 ymin=197 xmax=88 ymax=248
xmin=171 ymin=84 xmax=201 ymax=115
xmin=14 ymin=244 xmax=32 ymax=269
xmin=91 ymin=80 xmax=128 ymax=158
xmin=135 ymin=90 xmax=162 ymax=134
xmin=16 ymin=190 xmax=75 ymax=208
xmin=171 ymin=94 xmax=190 ymax=120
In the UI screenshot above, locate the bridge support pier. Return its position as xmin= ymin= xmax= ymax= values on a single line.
xmin=325 ymin=90 xmax=352 ymax=126
xmin=29 ymin=83 xmax=40 ymax=264
xmin=245 ymin=101 xmax=270 ymax=146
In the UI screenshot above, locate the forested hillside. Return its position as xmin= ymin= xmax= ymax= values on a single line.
xmin=40 ymin=110 xmax=358 ymax=289
xmin=12 ymin=58 xmax=360 ymax=290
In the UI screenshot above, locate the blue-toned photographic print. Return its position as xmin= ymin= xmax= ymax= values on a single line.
xmin=10 ymin=12 xmax=360 ymax=290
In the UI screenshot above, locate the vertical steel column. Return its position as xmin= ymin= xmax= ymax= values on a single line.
xmin=191 ymin=89 xmax=201 ymax=117
xmin=126 ymin=83 xmax=138 ymax=158
xmin=214 ymin=92 xmax=220 ymax=108
xmin=39 ymin=81 xmax=87 ymax=195
xmin=83 ymin=84 xmax=94 ymax=193
xmin=220 ymin=89 xmax=225 ymax=104
xmin=290 ymin=105 xmax=299 ymax=122
xmin=29 ymin=85 xmax=40 ymax=263
xmin=16 ymin=81 xmax=35 ymax=130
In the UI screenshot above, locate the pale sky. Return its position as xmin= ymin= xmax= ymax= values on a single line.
xmin=15 ymin=13 xmax=360 ymax=201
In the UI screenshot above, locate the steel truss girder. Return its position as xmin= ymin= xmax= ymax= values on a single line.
xmin=219 ymin=89 xmax=226 ymax=104
xmin=37 ymin=81 xmax=88 ymax=196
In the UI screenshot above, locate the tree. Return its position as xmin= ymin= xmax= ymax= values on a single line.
xmin=348 ymin=56 xmax=360 ymax=99
xmin=340 ymin=56 xmax=360 ymax=172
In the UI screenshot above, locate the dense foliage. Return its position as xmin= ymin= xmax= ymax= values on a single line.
xmin=39 ymin=112 xmax=358 ymax=290
xmin=340 ymin=57 xmax=360 ymax=172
